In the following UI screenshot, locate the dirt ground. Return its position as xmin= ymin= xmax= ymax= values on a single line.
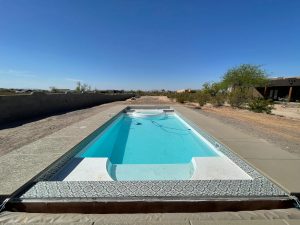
xmin=0 ymin=96 xmax=299 ymax=157
xmin=272 ymin=103 xmax=300 ymax=120
xmin=126 ymin=96 xmax=175 ymax=105
xmin=197 ymin=105 xmax=300 ymax=157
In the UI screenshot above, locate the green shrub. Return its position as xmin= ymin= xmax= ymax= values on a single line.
xmin=175 ymin=92 xmax=198 ymax=103
xmin=166 ymin=93 xmax=176 ymax=99
xmin=248 ymin=98 xmax=274 ymax=114
xmin=228 ymin=88 xmax=250 ymax=108
xmin=210 ymin=93 xmax=226 ymax=107
xmin=222 ymin=64 xmax=268 ymax=89
xmin=197 ymin=91 xmax=210 ymax=107
xmin=174 ymin=94 xmax=184 ymax=103
xmin=186 ymin=93 xmax=197 ymax=102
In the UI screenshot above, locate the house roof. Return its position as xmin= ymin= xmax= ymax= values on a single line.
xmin=268 ymin=77 xmax=300 ymax=87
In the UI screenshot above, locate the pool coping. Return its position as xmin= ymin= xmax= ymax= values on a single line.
xmin=12 ymin=105 xmax=290 ymax=202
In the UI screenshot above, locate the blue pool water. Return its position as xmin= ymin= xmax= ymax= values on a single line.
xmin=79 ymin=111 xmax=218 ymax=165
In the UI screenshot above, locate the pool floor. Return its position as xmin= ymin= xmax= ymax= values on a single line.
xmin=79 ymin=113 xmax=218 ymax=164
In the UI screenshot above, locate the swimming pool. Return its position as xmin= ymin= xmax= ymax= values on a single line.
xmin=19 ymin=106 xmax=288 ymax=210
xmin=54 ymin=108 xmax=251 ymax=181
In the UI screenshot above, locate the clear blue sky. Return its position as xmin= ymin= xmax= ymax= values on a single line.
xmin=0 ymin=0 xmax=299 ymax=90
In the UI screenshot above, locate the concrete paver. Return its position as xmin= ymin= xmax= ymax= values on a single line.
xmin=246 ymin=159 xmax=300 ymax=195
xmin=222 ymin=140 xmax=300 ymax=160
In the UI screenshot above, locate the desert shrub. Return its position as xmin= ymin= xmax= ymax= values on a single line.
xmin=248 ymin=98 xmax=274 ymax=114
xmin=175 ymin=92 xmax=198 ymax=103
xmin=210 ymin=93 xmax=226 ymax=107
xmin=166 ymin=92 xmax=176 ymax=99
xmin=185 ymin=93 xmax=197 ymax=102
xmin=228 ymin=88 xmax=251 ymax=108
xmin=175 ymin=94 xmax=186 ymax=103
xmin=197 ymin=91 xmax=210 ymax=107
xmin=201 ymin=82 xmax=227 ymax=107
xmin=222 ymin=64 xmax=269 ymax=109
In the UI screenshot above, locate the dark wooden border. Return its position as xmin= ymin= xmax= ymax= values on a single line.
xmin=6 ymin=198 xmax=293 ymax=214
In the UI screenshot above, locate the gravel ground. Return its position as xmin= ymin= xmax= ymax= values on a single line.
xmin=0 ymin=101 xmax=121 ymax=157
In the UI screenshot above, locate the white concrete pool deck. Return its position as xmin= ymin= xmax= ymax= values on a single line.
xmin=58 ymin=158 xmax=113 ymax=181
xmin=191 ymin=157 xmax=252 ymax=180
xmin=56 ymin=156 xmax=252 ymax=181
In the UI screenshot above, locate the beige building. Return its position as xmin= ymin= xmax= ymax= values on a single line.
xmin=176 ymin=89 xmax=191 ymax=93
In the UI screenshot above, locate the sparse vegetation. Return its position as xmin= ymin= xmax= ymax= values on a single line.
xmin=227 ymin=88 xmax=250 ymax=108
xmin=175 ymin=94 xmax=186 ymax=103
xmin=0 ymin=88 xmax=18 ymax=96
xmin=210 ymin=92 xmax=226 ymax=107
xmin=222 ymin=64 xmax=268 ymax=89
xmin=248 ymin=98 xmax=274 ymax=114
xmin=173 ymin=92 xmax=196 ymax=103
xmin=166 ymin=64 xmax=273 ymax=114
xmin=196 ymin=91 xmax=210 ymax=107
xmin=202 ymin=82 xmax=226 ymax=107
xmin=75 ymin=82 xmax=92 ymax=93
xmin=223 ymin=64 xmax=268 ymax=108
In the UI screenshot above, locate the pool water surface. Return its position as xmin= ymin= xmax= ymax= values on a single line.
xmin=54 ymin=109 xmax=252 ymax=181
xmin=79 ymin=110 xmax=219 ymax=164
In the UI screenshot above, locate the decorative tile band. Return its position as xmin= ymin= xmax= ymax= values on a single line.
xmin=21 ymin=179 xmax=286 ymax=199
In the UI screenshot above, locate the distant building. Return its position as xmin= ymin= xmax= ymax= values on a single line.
xmin=256 ymin=77 xmax=300 ymax=102
xmin=176 ymin=89 xmax=191 ymax=93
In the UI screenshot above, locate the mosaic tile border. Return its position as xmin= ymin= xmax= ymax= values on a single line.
xmin=19 ymin=106 xmax=288 ymax=199
xmin=21 ymin=179 xmax=286 ymax=199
